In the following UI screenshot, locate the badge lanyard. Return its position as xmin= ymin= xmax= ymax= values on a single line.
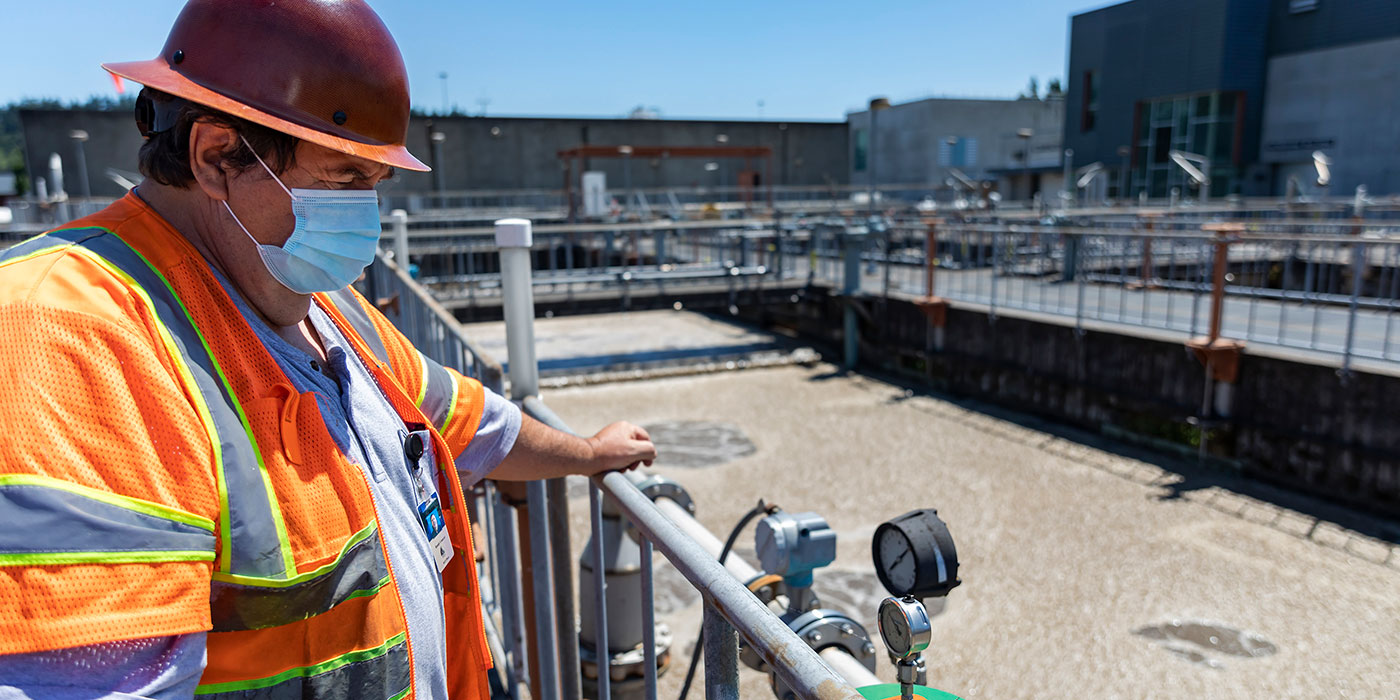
xmin=403 ymin=430 xmax=454 ymax=572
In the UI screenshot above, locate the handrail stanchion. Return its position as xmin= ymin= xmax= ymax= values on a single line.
xmin=491 ymin=480 xmax=527 ymax=692
xmin=702 ymin=602 xmax=740 ymax=700
xmin=497 ymin=218 xmax=561 ymax=700
xmin=588 ymin=483 xmax=611 ymax=700
xmin=640 ymin=536 xmax=659 ymax=700
xmin=551 ymin=477 xmax=583 ymax=700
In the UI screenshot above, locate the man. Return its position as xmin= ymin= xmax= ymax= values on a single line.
xmin=0 ymin=1 xmax=655 ymax=698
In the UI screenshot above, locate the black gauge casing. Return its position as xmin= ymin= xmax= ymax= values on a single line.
xmin=871 ymin=508 xmax=961 ymax=598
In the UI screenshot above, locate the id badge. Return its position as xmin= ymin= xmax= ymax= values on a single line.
xmin=418 ymin=494 xmax=454 ymax=572
xmin=405 ymin=429 xmax=454 ymax=572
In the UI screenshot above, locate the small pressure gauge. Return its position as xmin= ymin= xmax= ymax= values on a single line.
xmin=877 ymin=596 xmax=932 ymax=660
xmin=872 ymin=509 xmax=960 ymax=599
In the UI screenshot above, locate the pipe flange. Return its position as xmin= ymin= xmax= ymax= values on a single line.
xmin=788 ymin=609 xmax=876 ymax=672
xmin=742 ymin=608 xmax=875 ymax=676
xmin=633 ymin=475 xmax=696 ymax=515
xmin=767 ymin=610 xmax=876 ymax=700
xmin=579 ymin=623 xmax=673 ymax=682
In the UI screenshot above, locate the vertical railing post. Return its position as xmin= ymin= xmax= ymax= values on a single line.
xmin=1140 ymin=214 xmax=1156 ymax=288
xmin=498 ymin=218 xmax=540 ymax=399
xmin=497 ymin=218 xmax=560 ymax=700
xmin=1074 ymin=233 xmax=1086 ymax=333
xmin=640 ymin=537 xmax=658 ymax=700
xmin=925 ymin=218 xmax=939 ymax=298
xmin=988 ymin=229 xmax=999 ymax=320
xmin=1201 ymin=223 xmax=1242 ymax=344
xmin=551 ymin=477 xmax=582 ymax=700
xmin=587 ymin=484 xmax=611 ymax=700
xmin=702 ymin=602 xmax=740 ymax=700
xmin=1342 ymin=242 xmax=1366 ymax=374
xmin=841 ymin=228 xmax=866 ymax=370
xmin=391 ymin=209 xmax=410 ymax=274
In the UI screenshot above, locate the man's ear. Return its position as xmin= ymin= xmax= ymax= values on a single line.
xmin=188 ymin=121 xmax=239 ymax=202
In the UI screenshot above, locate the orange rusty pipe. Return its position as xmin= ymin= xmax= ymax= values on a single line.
xmin=1201 ymin=223 xmax=1244 ymax=344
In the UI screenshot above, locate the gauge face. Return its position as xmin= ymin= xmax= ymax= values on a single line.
xmin=876 ymin=527 xmax=918 ymax=595
xmin=878 ymin=598 xmax=913 ymax=658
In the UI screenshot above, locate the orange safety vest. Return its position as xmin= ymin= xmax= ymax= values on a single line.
xmin=0 ymin=193 xmax=491 ymax=699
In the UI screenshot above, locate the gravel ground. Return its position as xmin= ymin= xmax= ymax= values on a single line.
xmin=539 ymin=363 xmax=1400 ymax=700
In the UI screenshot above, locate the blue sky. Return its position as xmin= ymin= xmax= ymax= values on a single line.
xmin=3 ymin=0 xmax=1119 ymax=120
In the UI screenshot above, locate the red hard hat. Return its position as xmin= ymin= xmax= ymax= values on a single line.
xmin=103 ymin=0 xmax=429 ymax=172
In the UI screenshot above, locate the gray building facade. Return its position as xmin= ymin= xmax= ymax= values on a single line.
xmin=19 ymin=109 xmax=847 ymax=199
xmin=847 ymin=97 xmax=1065 ymax=199
xmin=1066 ymin=0 xmax=1400 ymax=198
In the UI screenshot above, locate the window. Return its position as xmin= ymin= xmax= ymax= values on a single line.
xmin=1082 ymin=70 xmax=1101 ymax=132
xmin=1130 ymin=90 xmax=1243 ymax=197
xmin=853 ymin=129 xmax=868 ymax=172
xmin=938 ymin=137 xmax=977 ymax=167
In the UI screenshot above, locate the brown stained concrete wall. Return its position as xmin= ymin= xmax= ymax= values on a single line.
xmin=745 ymin=290 xmax=1400 ymax=517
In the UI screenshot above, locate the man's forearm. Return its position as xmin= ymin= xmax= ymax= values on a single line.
xmin=488 ymin=414 xmax=656 ymax=482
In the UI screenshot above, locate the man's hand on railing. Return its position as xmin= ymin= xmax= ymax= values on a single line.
xmin=488 ymin=414 xmax=656 ymax=482
xmin=584 ymin=421 xmax=657 ymax=474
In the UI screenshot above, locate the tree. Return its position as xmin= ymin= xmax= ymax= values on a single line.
xmin=1025 ymin=76 xmax=1039 ymax=100
xmin=1047 ymin=78 xmax=1063 ymax=97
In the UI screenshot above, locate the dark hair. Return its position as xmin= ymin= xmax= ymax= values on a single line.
xmin=136 ymin=88 xmax=301 ymax=188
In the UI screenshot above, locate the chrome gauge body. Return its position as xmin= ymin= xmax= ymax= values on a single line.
xmin=877 ymin=596 xmax=932 ymax=660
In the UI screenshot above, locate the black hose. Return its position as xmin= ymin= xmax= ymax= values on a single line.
xmin=676 ymin=499 xmax=777 ymax=700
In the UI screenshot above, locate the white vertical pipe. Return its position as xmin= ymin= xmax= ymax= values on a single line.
xmin=391 ymin=209 xmax=410 ymax=271
xmin=496 ymin=218 xmax=539 ymax=400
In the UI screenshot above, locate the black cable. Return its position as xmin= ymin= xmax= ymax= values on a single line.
xmin=676 ymin=499 xmax=777 ymax=700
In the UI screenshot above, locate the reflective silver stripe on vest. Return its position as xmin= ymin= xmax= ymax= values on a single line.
xmin=0 ymin=482 xmax=214 ymax=558
xmin=209 ymin=527 xmax=390 ymax=631
xmin=8 ymin=227 xmax=289 ymax=579
xmin=416 ymin=354 xmax=458 ymax=431
xmin=323 ymin=287 xmax=459 ymax=431
xmin=193 ymin=636 xmax=410 ymax=700
xmin=325 ymin=287 xmax=391 ymax=366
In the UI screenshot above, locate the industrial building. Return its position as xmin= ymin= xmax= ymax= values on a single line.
xmin=846 ymin=96 xmax=1066 ymax=202
xmin=17 ymin=109 xmax=848 ymax=200
xmin=1065 ymin=0 xmax=1400 ymax=198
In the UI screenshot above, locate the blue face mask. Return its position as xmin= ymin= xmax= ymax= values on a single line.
xmin=222 ymin=137 xmax=383 ymax=294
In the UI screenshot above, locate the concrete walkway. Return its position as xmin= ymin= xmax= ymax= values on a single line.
xmin=545 ymin=364 xmax=1400 ymax=700
xmin=462 ymin=309 xmax=816 ymax=385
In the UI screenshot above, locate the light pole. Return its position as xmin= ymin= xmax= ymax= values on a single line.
xmin=715 ymin=133 xmax=729 ymax=202
xmin=1016 ymin=128 xmax=1033 ymax=203
xmin=618 ymin=145 xmax=634 ymax=214
xmin=438 ymin=72 xmax=448 ymax=114
xmin=1116 ymin=145 xmax=1131 ymax=202
xmin=430 ymin=130 xmax=447 ymax=193
xmin=69 ymin=130 xmax=91 ymax=199
xmin=867 ymin=97 xmax=890 ymax=218
xmin=1061 ymin=148 xmax=1074 ymax=210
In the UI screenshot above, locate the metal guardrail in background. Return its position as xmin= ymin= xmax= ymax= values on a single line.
xmin=871 ymin=219 xmax=1400 ymax=367
xmin=379 ymin=203 xmax=1400 ymax=367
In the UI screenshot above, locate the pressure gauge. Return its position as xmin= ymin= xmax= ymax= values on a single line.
xmin=872 ymin=509 xmax=960 ymax=599
xmin=877 ymin=596 xmax=932 ymax=660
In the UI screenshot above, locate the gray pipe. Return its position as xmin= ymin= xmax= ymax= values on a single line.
xmin=819 ymin=647 xmax=882 ymax=689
